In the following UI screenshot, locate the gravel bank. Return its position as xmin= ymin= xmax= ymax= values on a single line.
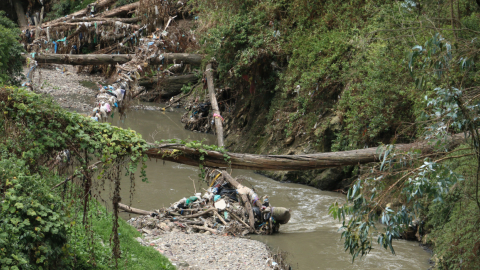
xmin=137 ymin=231 xmax=276 ymax=270
xmin=24 ymin=65 xmax=172 ymax=113
xmin=24 ymin=65 xmax=104 ymax=112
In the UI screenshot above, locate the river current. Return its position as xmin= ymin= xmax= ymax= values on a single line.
xmin=111 ymin=106 xmax=431 ymax=270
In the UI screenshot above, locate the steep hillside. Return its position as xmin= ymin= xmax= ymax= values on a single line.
xmin=185 ymin=0 xmax=480 ymax=189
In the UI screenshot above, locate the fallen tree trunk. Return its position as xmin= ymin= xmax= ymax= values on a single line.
xmin=118 ymin=203 xmax=153 ymax=215
xmin=102 ymin=2 xmax=140 ymax=18
xmin=206 ymin=63 xmax=224 ymax=147
xmin=158 ymin=53 xmax=203 ymax=66
xmin=44 ymin=20 xmax=140 ymax=30
xmin=41 ymin=0 xmax=118 ymax=26
xmin=144 ymin=132 xmax=468 ymax=171
xmin=69 ymin=17 xmax=141 ymax=23
xmin=26 ymin=53 xmax=203 ymax=66
xmin=31 ymin=54 xmax=134 ymax=65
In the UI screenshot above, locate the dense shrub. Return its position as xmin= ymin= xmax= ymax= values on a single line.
xmin=0 ymin=157 xmax=69 ymax=269
xmin=0 ymin=11 xmax=24 ymax=85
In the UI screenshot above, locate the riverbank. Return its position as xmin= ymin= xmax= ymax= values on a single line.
xmin=20 ymin=66 xmax=433 ymax=269
xmin=131 ymin=224 xmax=282 ymax=270
xmin=22 ymin=65 xmax=289 ymax=269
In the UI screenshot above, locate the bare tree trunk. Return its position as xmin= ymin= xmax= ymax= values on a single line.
xmin=206 ymin=63 xmax=224 ymax=147
xmin=29 ymin=54 xmax=135 ymax=65
xmin=35 ymin=7 xmax=44 ymax=41
xmin=13 ymin=1 xmax=27 ymax=28
xmin=101 ymin=2 xmax=140 ymax=18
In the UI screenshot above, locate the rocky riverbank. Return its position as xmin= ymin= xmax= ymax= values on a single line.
xmin=133 ymin=228 xmax=281 ymax=270
xmin=24 ymin=65 xmax=179 ymax=113
xmin=24 ymin=65 xmax=104 ymax=112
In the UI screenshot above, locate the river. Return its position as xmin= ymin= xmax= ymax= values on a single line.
xmin=111 ymin=107 xmax=432 ymax=270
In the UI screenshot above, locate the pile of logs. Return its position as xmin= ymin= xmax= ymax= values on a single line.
xmin=121 ymin=170 xmax=291 ymax=236
xmin=21 ymin=0 xmax=204 ymax=116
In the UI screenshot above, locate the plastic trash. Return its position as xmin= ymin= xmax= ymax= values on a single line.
xmin=249 ymin=189 xmax=259 ymax=205
xmin=185 ymin=196 xmax=198 ymax=206
xmin=214 ymin=199 xmax=226 ymax=210
xmin=271 ymin=207 xmax=291 ymax=224
xmin=219 ymin=188 xmax=238 ymax=202
xmin=263 ymin=197 xmax=270 ymax=207
xmin=203 ymin=192 xmax=213 ymax=201
xmin=252 ymin=207 xmax=261 ymax=220
xmin=213 ymin=195 xmax=221 ymax=202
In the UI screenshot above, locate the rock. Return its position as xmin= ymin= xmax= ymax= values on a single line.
xmin=142 ymin=228 xmax=152 ymax=234
xmin=178 ymin=261 xmax=189 ymax=267
xmin=284 ymin=136 xmax=295 ymax=146
xmin=308 ymin=168 xmax=344 ymax=190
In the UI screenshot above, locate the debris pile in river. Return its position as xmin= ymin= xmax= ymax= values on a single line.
xmin=125 ymin=170 xmax=291 ymax=236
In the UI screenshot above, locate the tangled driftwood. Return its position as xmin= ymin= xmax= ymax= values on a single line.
xmin=123 ymin=170 xmax=291 ymax=236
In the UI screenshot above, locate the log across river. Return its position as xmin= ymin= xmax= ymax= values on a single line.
xmin=145 ymin=132 xmax=465 ymax=171
xmin=108 ymin=106 xmax=432 ymax=269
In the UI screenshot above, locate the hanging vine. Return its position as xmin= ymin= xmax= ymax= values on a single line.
xmin=0 ymin=86 xmax=148 ymax=267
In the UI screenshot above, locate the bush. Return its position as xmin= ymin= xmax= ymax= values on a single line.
xmin=0 ymin=11 xmax=24 ymax=85
xmin=46 ymin=0 xmax=97 ymax=21
xmin=0 ymin=157 xmax=69 ymax=269
xmin=425 ymin=147 xmax=480 ymax=270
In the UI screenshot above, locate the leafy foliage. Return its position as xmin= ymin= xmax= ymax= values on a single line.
xmin=45 ymin=0 xmax=97 ymax=21
xmin=0 ymin=86 xmax=157 ymax=268
xmin=329 ymin=23 xmax=480 ymax=267
xmin=0 ymin=11 xmax=24 ymax=85
xmin=425 ymin=151 xmax=480 ymax=270
xmin=1 ymin=86 xmax=148 ymax=180
xmin=0 ymin=157 xmax=69 ymax=269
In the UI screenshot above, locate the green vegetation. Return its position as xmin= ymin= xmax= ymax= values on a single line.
xmin=0 ymin=85 xmax=173 ymax=269
xmin=0 ymin=158 xmax=69 ymax=269
xmin=0 ymin=11 xmax=24 ymax=85
xmin=192 ymin=0 xmax=480 ymax=268
xmin=82 ymin=202 xmax=175 ymax=270
xmin=79 ymin=80 xmax=100 ymax=90
xmin=115 ymin=0 xmax=139 ymax=8
xmin=0 ymin=154 xmax=173 ymax=269
xmin=45 ymin=0 xmax=97 ymax=21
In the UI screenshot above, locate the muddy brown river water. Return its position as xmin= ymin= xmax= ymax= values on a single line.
xmin=110 ymin=106 xmax=432 ymax=270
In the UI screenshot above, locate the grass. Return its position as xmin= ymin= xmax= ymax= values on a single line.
xmin=75 ymin=202 xmax=175 ymax=270
xmin=79 ymin=80 xmax=99 ymax=90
